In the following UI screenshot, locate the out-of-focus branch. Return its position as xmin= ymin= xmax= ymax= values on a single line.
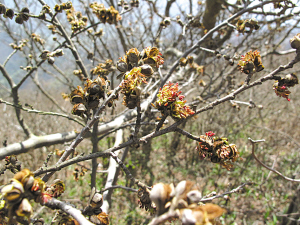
xmin=100 ymin=185 xmax=137 ymax=193
xmin=0 ymin=64 xmax=15 ymax=88
xmin=148 ymin=211 xmax=178 ymax=225
xmin=3 ymin=49 xmax=17 ymax=67
xmin=44 ymin=198 xmax=94 ymax=225
xmin=200 ymin=182 xmax=253 ymax=202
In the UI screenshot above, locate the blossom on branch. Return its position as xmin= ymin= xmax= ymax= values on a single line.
xmin=273 ymin=73 xmax=298 ymax=101
xmin=238 ymin=50 xmax=264 ymax=74
xmin=153 ymin=82 xmax=195 ymax=120
xmin=196 ymin=132 xmax=239 ymax=170
xmin=90 ymin=3 xmax=121 ymax=25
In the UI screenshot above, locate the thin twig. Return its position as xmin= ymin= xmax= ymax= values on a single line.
xmin=0 ymin=99 xmax=85 ymax=126
xmin=200 ymin=181 xmax=253 ymax=202
xmin=249 ymin=138 xmax=300 ymax=182
xmin=174 ymin=128 xmax=201 ymax=142
xmin=41 ymin=85 xmax=122 ymax=182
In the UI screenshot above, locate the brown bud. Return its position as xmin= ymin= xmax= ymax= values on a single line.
xmin=284 ymin=73 xmax=299 ymax=87
xmin=124 ymin=3 xmax=129 ymax=10
xmin=94 ymin=28 xmax=103 ymax=37
xmin=0 ymin=4 xmax=6 ymax=14
xmin=39 ymin=12 xmax=46 ymax=20
xmin=64 ymin=1 xmax=73 ymax=10
xmin=82 ymin=16 xmax=88 ymax=23
xmin=5 ymin=8 xmax=14 ymax=19
xmin=290 ymin=33 xmax=300 ymax=49
xmin=15 ymin=15 xmax=24 ymax=24
xmin=223 ymin=55 xmax=230 ymax=60
xmin=21 ymin=13 xmax=30 ymax=21
xmin=87 ymin=52 xmax=94 ymax=60
xmin=187 ymin=56 xmax=194 ymax=64
xmin=39 ymin=50 xmax=50 ymax=60
xmin=15 ymin=198 xmax=33 ymax=218
xmin=140 ymin=64 xmax=154 ymax=76
xmin=71 ymin=95 xmax=84 ymax=104
xmin=179 ymin=58 xmax=187 ymax=67
xmin=1 ymin=179 xmax=24 ymax=203
xmin=76 ymin=11 xmax=82 ymax=19
xmin=14 ymin=169 xmax=32 ymax=182
xmin=54 ymin=4 xmax=62 ymax=13
xmin=72 ymin=103 xmax=87 ymax=116
xmin=47 ymin=56 xmax=55 ymax=64
xmin=127 ymin=50 xmax=140 ymax=63
xmin=90 ymin=192 xmax=103 ymax=208
xmin=143 ymin=57 xmax=156 ymax=67
xmin=117 ymin=61 xmax=128 ymax=72
xmin=54 ymin=49 xmax=64 ymax=57
xmin=89 ymin=84 xmax=101 ymax=95
xmin=21 ymin=7 xmax=30 ymax=14
xmin=42 ymin=5 xmax=51 ymax=13
xmin=164 ymin=17 xmax=171 ymax=26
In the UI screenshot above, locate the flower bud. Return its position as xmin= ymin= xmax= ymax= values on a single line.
xmin=180 ymin=58 xmax=187 ymax=66
xmin=21 ymin=7 xmax=30 ymax=14
xmin=72 ymin=103 xmax=87 ymax=116
xmin=21 ymin=13 xmax=29 ymax=21
xmin=15 ymin=15 xmax=24 ymax=24
xmin=290 ymin=33 xmax=300 ymax=50
xmin=117 ymin=61 xmax=128 ymax=72
xmin=94 ymin=28 xmax=103 ymax=37
xmin=127 ymin=48 xmax=140 ymax=63
xmin=64 ymin=1 xmax=73 ymax=10
xmin=15 ymin=198 xmax=32 ymax=218
xmin=5 ymin=8 xmax=14 ymax=19
xmin=164 ymin=17 xmax=171 ymax=26
xmin=54 ymin=4 xmax=63 ymax=13
xmin=140 ymin=64 xmax=154 ymax=76
xmin=1 ymin=179 xmax=24 ymax=203
xmin=47 ymin=56 xmax=55 ymax=64
xmin=0 ymin=4 xmax=6 ymax=14
xmin=284 ymin=73 xmax=298 ymax=87
xmin=39 ymin=50 xmax=50 ymax=60
xmin=150 ymin=183 xmax=175 ymax=215
xmin=54 ymin=49 xmax=64 ymax=57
